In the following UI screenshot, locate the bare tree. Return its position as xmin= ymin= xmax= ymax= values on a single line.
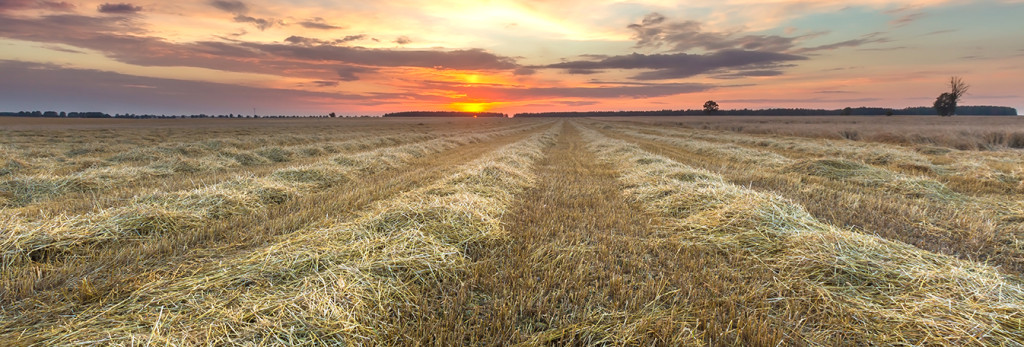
xmin=935 ymin=76 xmax=969 ymax=116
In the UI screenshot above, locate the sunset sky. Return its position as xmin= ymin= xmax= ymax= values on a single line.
xmin=1 ymin=0 xmax=1021 ymax=115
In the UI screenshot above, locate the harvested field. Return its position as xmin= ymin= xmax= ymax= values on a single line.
xmin=611 ymin=115 xmax=1024 ymax=150
xmin=2 ymin=116 xmax=1022 ymax=345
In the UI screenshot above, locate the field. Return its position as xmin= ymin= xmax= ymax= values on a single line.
xmin=1 ymin=116 xmax=1023 ymax=345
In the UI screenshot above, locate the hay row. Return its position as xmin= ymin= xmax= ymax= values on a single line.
xmin=0 ymin=122 xmax=562 ymax=345
xmin=0 ymin=122 xmax=547 ymax=209
xmin=604 ymin=122 xmax=1024 ymax=268
xmin=0 ymin=133 xmax=434 ymax=203
xmin=612 ymin=121 xmax=1023 ymax=195
xmin=0 ymin=121 xmax=532 ymax=180
xmin=620 ymin=122 xmax=935 ymax=169
xmin=579 ymin=125 xmax=1024 ymax=345
xmin=0 ymin=123 xmax=550 ymax=267
xmin=610 ymin=125 xmax=963 ymax=201
xmin=1 ymin=177 xmax=296 ymax=266
xmin=0 ymin=166 xmax=176 ymax=207
xmin=4 ymin=127 xmax=413 ymax=169
xmin=3 ymin=121 xmax=545 ymax=178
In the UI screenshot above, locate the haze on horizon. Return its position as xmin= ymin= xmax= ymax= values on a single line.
xmin=0 ymin=0 xmax=1021 ymax=116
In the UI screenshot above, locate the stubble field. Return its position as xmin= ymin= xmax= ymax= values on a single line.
xmin=1 ymin=116 xmax=1022 ymax=345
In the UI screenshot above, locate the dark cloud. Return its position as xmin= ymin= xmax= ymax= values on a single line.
xmin=0 ymin=0 xmax=34 ymax=11
xmin=284 ymin=35 xmax=318 ymax=45
xmin=514 ymin=67 xmax=536 ymax=75
xmin=41 ymin=1 xmax=75 ymax=11
xmin=0 ymin=11 xmax=517 ymax=91
xmin=544 ymin=50 xmax=805 ymax=80
xmin=233 ymin=15 xmax=275 ymax=31
xmin=567 ymin=68 xmax=599 ymax=75
xmin=556 ymin=101 xmax=600 ymax=107
xmin=796 ymin=33 xmax=889 ymax=53
xmin=0 ymin=12 xmax=520 ymax=74
xmin=640 ymin=13 xmax=666 ymax=26
xmin=41 ymin=44 xmax=85 ymax=53
xmin=629 ymin=12 xmax=887 ymax=54
xmin=246 ymin=42 xmax=518 ymax=70
xmin=0 ymin=60 xmax=387 ymax=114
xmin=97 ymin=3 xmax=142 ymax=14
xmin=394 ymin=36 xmax=412 ymax=45
xmin=298 ymin=21 xmax=340 ymax=30
xmin=0 ymin=0 xmax=72 ymax=12
xmin=298 ymin=18 xmax=341 ymax=30
xmin=712 ymin=70 xmax=784 ymax=79
xmin=342 ymin=35 xmax=365 ymax=42
xmin=207 ymin=0 xmax=275 ymax=31
xmin=209 ymin=0 xmax=248 ymax=14
xmin=484 ymin=83 xmax=712 ymax=100
xmin=420 ymin=80 xmax=713 ymax=101
xmin=336 ymin=65 xmax=375 ymax=81
xmin=629 ymin=13 xmax=804 ymax=53
xmin=284 ymin=34 xmax=366 ymax=46
xmin=311 ymin=80 xmax=339 ymax=87
xmin=190 ymin=41 xmax=261 ymax=58
xmin=0 ymin=14 xmax=330 ymax=78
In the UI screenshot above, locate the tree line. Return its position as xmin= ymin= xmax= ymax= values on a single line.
xmin=0 ymin=111 xmax=355 ymax=119
xmin=382 ymin=111 xmax=509 ymax=118
xmin=0 ymin=111 xmax=113 ymax=118
xmin=513 ymin=105 xmax=1017 ymax=118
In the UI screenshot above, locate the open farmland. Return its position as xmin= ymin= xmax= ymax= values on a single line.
xmin=1 ymin=116 xmax=1023 ymax=345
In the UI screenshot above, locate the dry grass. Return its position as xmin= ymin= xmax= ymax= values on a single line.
xmin=613 ymin=121 xmax=1023 ymax=196
xmin=0 ymin=122 xmax=560 ymax=344
xmin=0 ymin=118 xmax=538 ymax=212
xmin=0 ymin=122 xmax=548 ymax=275
xmin=596 ymin=121 xmax=1024 ymax=274
xmin=581 ymin=124 xmax=1024 ymax=344
xmin=2 ymin=117 xmax=1023 ymax=345
xmin=612 ymin=115 xmax=1024 ymax=150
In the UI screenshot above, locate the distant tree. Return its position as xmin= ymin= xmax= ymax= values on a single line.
xmin=329 ymin=112 xmax=337 ymax=118
xmin=935 ymin=76 xmax=969 ymax=116
xmin=841 ymin=107 xmax=852 ymax=116
xmin=934 ymin=93 xmax=955 ymax=116
xmin=703 ymin=100 xmax=719 ymax=114
xmin=885 ymin=110 xmax=894 ymax=116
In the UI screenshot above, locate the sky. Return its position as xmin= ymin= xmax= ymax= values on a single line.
xmin=0 ymin=0 xmax=1021 ymax=116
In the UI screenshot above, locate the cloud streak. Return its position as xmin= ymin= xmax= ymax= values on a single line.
xmin=298 ymin=18 xmax=342 ymax=30
xmin=0 ymin=60 xmax=384 ymax=114
xmin=629 ymin=13 xmax=806 ymax=53
xmin=544 ymin=50 xmax=806 ymax=80
xmin=97 ymin=3 xmax=142 ymax=14
xmin=0 ymin=12 xmax=519 ymax=81
xmin=209 ymin=0 xmax=248 ymax=13
xmin=208 ymin=0 xmax=276 ymax=31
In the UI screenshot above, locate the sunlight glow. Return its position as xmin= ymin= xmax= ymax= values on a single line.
xmin=453 ymin=102 xmax=491 ymax=113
